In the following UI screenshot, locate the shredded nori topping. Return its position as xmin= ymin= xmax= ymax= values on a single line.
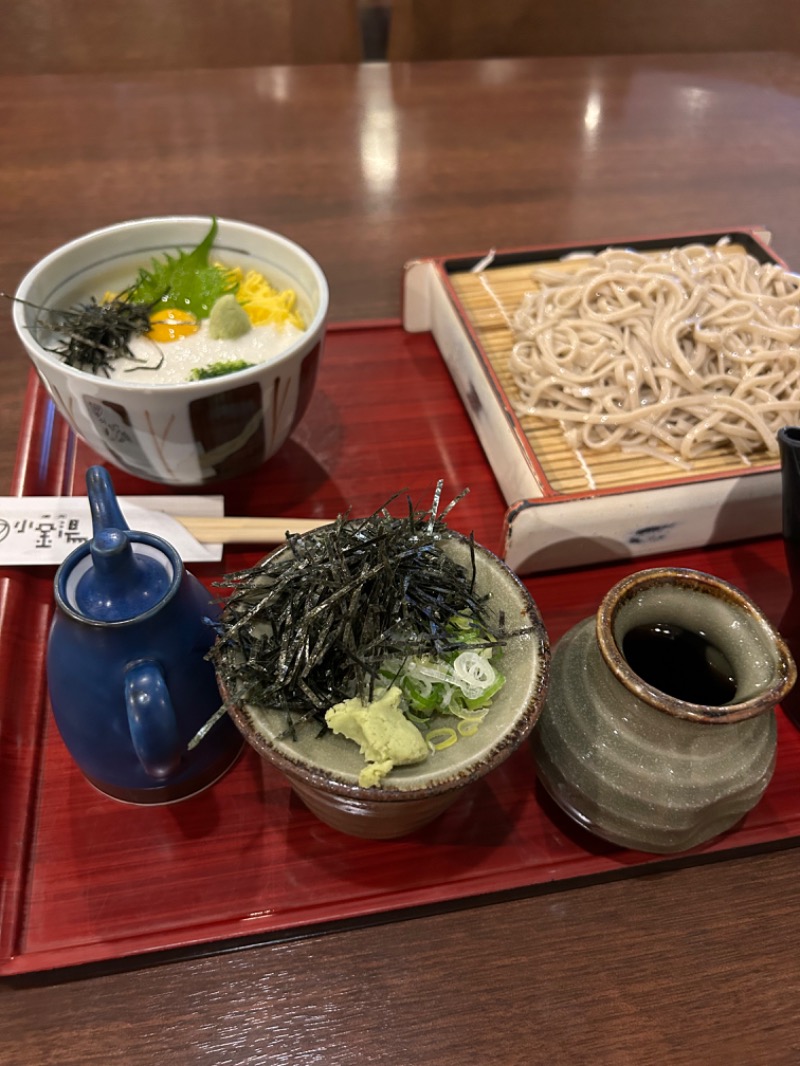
xmin=207 ymin=485 xmax=514 ymax=737
xmin=23 ymin=293 xmax=155 ymax=376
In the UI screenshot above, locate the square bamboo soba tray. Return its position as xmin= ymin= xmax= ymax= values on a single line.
xmin=402 ymin=228 xmax=792 ymax=575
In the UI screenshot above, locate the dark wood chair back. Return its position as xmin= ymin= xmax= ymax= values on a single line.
xmin=2 ymin=0 xmax=363 ymax=75
xmin=387 ymin=0 xmax=800 ymax=60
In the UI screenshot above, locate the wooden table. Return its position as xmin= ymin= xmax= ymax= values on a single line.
xmin=2 ymin=52 xmax=800 ymax=1064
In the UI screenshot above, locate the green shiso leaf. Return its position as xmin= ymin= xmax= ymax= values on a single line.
xmin=189 ymin=359 xmax=254 ymax=381
xmin=127 ymin=218 xmax=237 ymax=318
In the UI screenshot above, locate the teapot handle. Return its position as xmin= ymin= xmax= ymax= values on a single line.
xmin=124 ymin=659 xmax=181 ymax=778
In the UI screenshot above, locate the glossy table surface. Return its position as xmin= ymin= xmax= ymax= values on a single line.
xmin=2 ymin=52 xmax=800 ymax=1064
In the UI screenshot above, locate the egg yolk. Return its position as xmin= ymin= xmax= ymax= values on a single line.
xmin=147 ymin=308 xmax=199 ymax=343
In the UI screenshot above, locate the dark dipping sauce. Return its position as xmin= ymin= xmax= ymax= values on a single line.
xmin=622 ymin=622 xmax=737 ymax=706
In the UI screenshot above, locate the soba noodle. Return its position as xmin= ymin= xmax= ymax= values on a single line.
xmin=508 ymin=243 xmax=800 ymax=464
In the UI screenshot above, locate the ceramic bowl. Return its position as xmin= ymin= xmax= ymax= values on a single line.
xmin=534 ymin=567 xmax=797 ymax=853
xmin=12 ymin=216 xmax=329 ymax=485
xmin=221 ymin=530 xmax=550 ymax=838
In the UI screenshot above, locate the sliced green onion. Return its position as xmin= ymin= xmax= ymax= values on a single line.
xmin=457 ymin=718 xmax=485 ymax=737
xmin=426 ymin=727 xmax=458 ymax=751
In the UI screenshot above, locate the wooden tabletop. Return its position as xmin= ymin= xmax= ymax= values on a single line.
xmin=2 ymin=52 xmax=800 ymax=1064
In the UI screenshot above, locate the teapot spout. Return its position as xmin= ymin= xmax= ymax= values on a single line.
xmin=76 ymin=466 xmax=172 ymax=622
xmin=87 ymin=465 xmax=130 ymax=535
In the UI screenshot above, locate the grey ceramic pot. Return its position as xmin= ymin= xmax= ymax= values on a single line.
xmin=534 ymin=567 xmax=796 ymax=854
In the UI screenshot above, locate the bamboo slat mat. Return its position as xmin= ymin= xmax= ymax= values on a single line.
xmin=448 ymin=253 xmax=778 ymax=497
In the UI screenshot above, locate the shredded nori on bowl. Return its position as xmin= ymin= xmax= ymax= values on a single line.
xmin=13 ymin=292 xmax=155 ymax=376
xmin=205 ymin=484 xmax=516 ymax=741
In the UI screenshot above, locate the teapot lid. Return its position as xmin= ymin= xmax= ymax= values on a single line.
xmin=72 ymin=467 xmax=175 ymax=622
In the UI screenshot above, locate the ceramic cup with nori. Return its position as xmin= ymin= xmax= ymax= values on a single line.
xmin=216 ymin=528 xmax=550 ymax=839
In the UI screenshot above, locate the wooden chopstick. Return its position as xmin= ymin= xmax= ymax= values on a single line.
xmin=176 ymin=515 xmax=328 ymax=545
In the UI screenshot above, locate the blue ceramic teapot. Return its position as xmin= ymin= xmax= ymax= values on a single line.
xmin=46 ymin=466 xmax=242 ymax=803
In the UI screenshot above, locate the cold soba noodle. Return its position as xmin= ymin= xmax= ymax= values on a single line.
xmin=508 ymin=244 xmax=800 ymax=465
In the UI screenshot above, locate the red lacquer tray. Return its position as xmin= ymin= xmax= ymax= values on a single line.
xmin=2 ymin=321 xmax=799 ymax=977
